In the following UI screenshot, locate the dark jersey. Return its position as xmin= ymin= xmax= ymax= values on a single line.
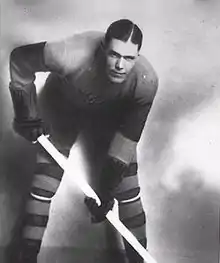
xmin=9 ymin=31 xmax=158 ymax=163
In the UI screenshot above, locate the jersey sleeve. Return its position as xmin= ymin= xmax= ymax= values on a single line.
xmin=9 ymin=38 xmax=73 ymax=121
xmin=9 ymin=32 xmax=103 ymax=121
xmin=98 ymin=62 xmax=158 ymax=197
xmin=9 ymin=39 xmax=70 ymax=121
xmin=120 ymin=57 xmax=158 ymax=142
xmin=9 ymin=34 xmax=90 ymax=89
xmin=108 ymin=56 xmax=159 ymax=164
xmin=9 ymin=42 xmax=49 ymax=120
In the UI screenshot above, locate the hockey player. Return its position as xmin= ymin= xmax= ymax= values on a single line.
xmin=7 ymin=19 xmax=158 ymax=263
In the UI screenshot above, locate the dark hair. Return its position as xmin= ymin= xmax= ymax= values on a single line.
xmin=104 ymin=19 xmax=143 ymax=51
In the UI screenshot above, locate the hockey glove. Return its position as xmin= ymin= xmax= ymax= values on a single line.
xmin=13 ymin=118 xmax=49 ymax=143
xmin=85 ymin=156 xmax=127 ymax=223
xmin=84 ymin=196 xmax=115 ymax=223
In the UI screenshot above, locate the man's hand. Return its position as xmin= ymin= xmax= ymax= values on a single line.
xmin=13 ymin=118 xmax=49 ymax=143
xmin=84 ymin=196 xmax=115 ymax=223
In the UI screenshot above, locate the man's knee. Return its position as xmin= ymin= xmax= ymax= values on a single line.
xmin=113 ymin=162 xmax=140 ymax=203
xmin=114 ymin=161 xmax=146 ymax=241
xmin=30 ymin=149 xmax=65 ymax=202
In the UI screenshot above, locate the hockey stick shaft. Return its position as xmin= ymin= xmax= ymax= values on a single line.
xmin=37 ymin=135 xmax=157 ymax=263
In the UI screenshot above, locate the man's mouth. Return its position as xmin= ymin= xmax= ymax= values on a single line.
xmin=110 ymin=70 xmax=126 ymax=77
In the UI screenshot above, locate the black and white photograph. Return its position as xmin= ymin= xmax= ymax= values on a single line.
xmin=0 ymin=1 xmax=220 ymax=263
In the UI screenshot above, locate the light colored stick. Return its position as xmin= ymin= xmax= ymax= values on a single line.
xmin=37 ymin=134 xmax=157 ymax=263
xmin=37 ymin=135 xmax=101 ymax=206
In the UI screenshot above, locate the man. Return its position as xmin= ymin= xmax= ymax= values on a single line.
xmin=7 ymin=19 xmax=158 ymax=263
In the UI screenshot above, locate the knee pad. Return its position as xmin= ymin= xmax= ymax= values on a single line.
xmin=30 ymin=151 xmax=64 ymax=202
xmin=114 ymin=162 xmax=140 ymax=203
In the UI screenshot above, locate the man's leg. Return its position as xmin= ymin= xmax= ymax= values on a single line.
xmin=6 ymin=146 xmax=68 ymax=263
xmin=114 ymin=157 xmax=146 ymax=263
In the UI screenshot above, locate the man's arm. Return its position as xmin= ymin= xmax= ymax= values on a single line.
xmin=119 ymin=59 xmax=159 ymax=143
xmin=9 ymin=37 xmax=76 ymax=141
xmin=86 ymin=60 xmax=158 ymax=222
xmin=106 ymin=61 xmax=158 ymax=187
xmin=9 ymin=41 xmax=54 ymax=142
xmin=9 ymin=32 xmax=103 ymax=127
xmin=9 ymin=42 xmax=49 ymax=121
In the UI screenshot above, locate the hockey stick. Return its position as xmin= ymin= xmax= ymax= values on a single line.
xmin=37 ymin=134 xmax=157 ymax=263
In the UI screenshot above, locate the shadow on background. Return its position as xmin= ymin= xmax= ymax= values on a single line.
xmin=1 ymin=0 xmax=220 ymax=263
xmin=144 ymin=168 xmax=220 ymax=263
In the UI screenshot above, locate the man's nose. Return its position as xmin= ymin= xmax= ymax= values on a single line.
xmin=115 ymin=57 xmax=124 ymax=70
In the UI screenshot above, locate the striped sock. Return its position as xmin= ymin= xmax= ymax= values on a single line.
xmin=20 ymin=149 xmax=65 ymax=259
xmin=114 ymin=162 xmax=147 ymax=263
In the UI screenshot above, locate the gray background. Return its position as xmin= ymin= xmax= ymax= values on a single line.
xmin=1 ymin=0 xmax=220 ymax=262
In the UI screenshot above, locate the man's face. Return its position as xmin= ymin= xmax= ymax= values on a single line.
xmin=105 ymin=38 xmax=139 ymax=83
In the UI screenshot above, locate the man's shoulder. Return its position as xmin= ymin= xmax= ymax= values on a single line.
xmin=132 ymin=55 xmax=159 ymax=101
xmin=63 ymin=31 xmax=104 ymax=49
xmin=44 ymin=31 xmax=104 ymax=74
xmin=134 ymin=55 xmax=158 ymax=87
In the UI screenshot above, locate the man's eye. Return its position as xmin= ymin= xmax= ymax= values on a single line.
xmin=125 ymin=57 xmax=135 ymax=62
xmin=109 ymin=53 xmax=118 ymax=58
xmin=108 ymin=51 xmax=119 ymax=58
